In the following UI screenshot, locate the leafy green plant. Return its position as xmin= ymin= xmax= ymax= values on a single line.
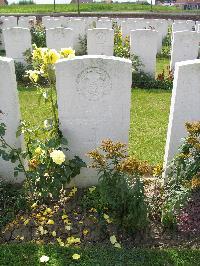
xmin=0 ymin=122 xmax=86 ymax=203
xmin=157 ymin=27 xmax=172 ymax=59
xmin=132 ymin=68 xmax=173 ymax=90
xmin=76 ymin=34 xmax=87 ymax=56
xmin=14 ymin=61 xmax=31 ymax=84
xmin=0 ymin=47 xmax=86 ymax=203
xmin=113 ymin=25 xmax=142 ymax=72
xmin=162 ymin=121 xmax=200 ymax=228
xmin=30 ymin=21 xmax=46 ymax=48
xmin=88 ymin=139 xmax=152 ymax=233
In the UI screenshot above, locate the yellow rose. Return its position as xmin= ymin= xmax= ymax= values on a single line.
xmin=35 ymin=147 xmax=44 ymax=156
xmin=72 ymin=254 xmax=80 ymax=260
xmin=43 ymin=49 xmax=60 ymax=64
xmin=26 ymin=70 xmax=40 ymax=83
xmin=50 ymin=150 xmax=65 ymax=165
xmin=60 ymin=47 xmax=75 ymax=59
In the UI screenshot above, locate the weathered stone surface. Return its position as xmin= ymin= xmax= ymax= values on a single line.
xmin=55 ymin=55 xmax=132 ymax=186
xmin=170 ymin=31 xmax=200 ymax=70
xmin=0 ymin=57 xmax=24 ymax=183
xmin=163 ymin=59 xmax=200 ymax=178
xmin=87 ymin=28 xmax=114 ymax=56
xmin=130 ymin=29 xmax=158 ymax=76
xmin=46 ymin=27 xmax=74 ymax=50
xmin=3 ymin=27 xmax=32 ymax=62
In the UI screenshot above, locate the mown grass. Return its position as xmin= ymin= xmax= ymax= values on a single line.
xmin=129 ymin=88 xmax=171 ymax=165
xmin=0 ymin=3 xmax=183 ymax=14
xmin=156 ymin=57 xmax=170 ymax=76
xmin=1 ymin=243 xmax=200 ymax=266
xmin=18 ymin=86 xmax=171 ymax=165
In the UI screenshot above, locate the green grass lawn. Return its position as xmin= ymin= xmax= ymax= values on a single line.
xmin=18 ymin=86 xmax=171 ymax=166
xmin=1 ymin=243 xmax=200 ymax=266
xmin=0 ymin=3 xmax=183 ymax=14
xmin=129 ymin=89 xmax=171 ymax=165
xmin=156 ymin=57 xmax=170 ymax=76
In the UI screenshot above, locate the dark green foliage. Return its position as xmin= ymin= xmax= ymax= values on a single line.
xmin=14 ymin=62 xmax=30 ymax=83
xmin=157 ymin=27 xmax=172 ymax=59
xmin=0 ymin=179 xmax=27 ymax=230
xmin=162 ymin=121 xmax=200 ymax=228
xmin=99 ymin=172 xmax=148 ymax=232
xmin=76 ymin=34 xmax=87 ymax=56
xmin=18 ymin=0 xmax=35 ymax=4
xmin=132 ymin=71 xmax=173 ymax=90
xmin=30 ymin=22 xmax=46 ymax=48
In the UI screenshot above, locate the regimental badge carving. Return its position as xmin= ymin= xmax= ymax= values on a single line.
xmin=96 ymin=31 xmax=106 ymax=43
xmin=76 ymin=67 xmax=112 ymax=101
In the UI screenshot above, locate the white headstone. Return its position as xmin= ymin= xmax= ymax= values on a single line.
xmin=0 ymin=57 xmax=24 ymax=183
xmin=43 ymin=18 xmax=62 ymax=29
xmin=67 ymin=19 xmax=86 ymax=53
xmin=163 ymin=59 xmax=200 ymax=178
xmin=172 ymin=20 xmax=195 ymax=33
xmin=2 ymin=16 xmax=17 ymax=29
xmin=46 ymin=27 xmax=74 ymax=50
xmin=170 ymin=31 xmax=200 ymax=70
xmin=96 ymin=19 xmax=112 ymax=29
xmin=87 ymin=28 xmax=114 ymax=56
xmin=130 ymin=29 xmax=158 ymax=76
xmin=18 ymin=16 xmax=36 ymax=29
xmin=3 ymin=27 xmax=32 ymax=62
xmin=55 ymin=55 xmax=132 ymax=186
xmin=121 ymin=20 xmax=146 ymax=38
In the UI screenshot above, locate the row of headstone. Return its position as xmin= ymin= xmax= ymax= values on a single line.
xmin=170 ymin=30 xmax=200 ymax=70
xmin=0 ymin=55 xmax=132 ymax=186
xmin=2 ymin=25 xmax=158 ymax=76
xmin=1 ymin=54 xmax=199 ymax=184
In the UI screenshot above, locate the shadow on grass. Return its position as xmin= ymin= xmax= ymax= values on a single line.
xmin=0 ymin=243 xmax=200 ymax=266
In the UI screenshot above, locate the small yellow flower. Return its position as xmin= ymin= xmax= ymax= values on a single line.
xmin=72 ymin=253 xmax=81 ymax=260
xmin=26 ymin=70 xmax=40 ymax=83
xmin=65 ymin=225 xmax=72 ymax=231
xmin=56 ymin=237 xmax=64 ymax=246
xmin=43 ymin=49 xmax=60 ymax=64
xmin=110 ymin=235 xmax=117 ymax=245
xmin=31 ymin=202 xmax=38 ymax=209
xmin=52 ymin=231 xmax=57 ymax=237
xmin=114 ymin=242 xmax=121 ymax=248
xmin=103 ymin=213 xmax=112 ymax=223
xmin=39 ymin=255 xmax=49 ymax=263
xmin=35 ymin=147 xmax=44 ymax=156
xmin=50 ymin=150 xmax=65 ymax=165
xmin=45 ymin=208 xmax=52 ymax=214
xmin=24 ymin=219 xmax=30 ymax=225
xmin=60 ymin=47 xmax=75 ymax=59
xmin=89 ymin=208 xmax=97 ymax=213
xmin=88 ymin=186 xmax=96 ymax=193
xmin=47 ymin=219 xmax=54 ymax=225
xmin=67 ymin=236 xmax=81 ymax=245
xmin=62 ymin=214 xmax=68 ymax=220
xmin=83 ymin=229 xmax=89 ymax=236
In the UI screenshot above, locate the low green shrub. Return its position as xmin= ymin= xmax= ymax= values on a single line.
xmin=88 ymin=139 xmax=152 ymax=233
xmin=157 ymin=27 xmax=172 ymax=59
xmin=162 ymin=121 xmax=200 ymax=228
xmin=132 ymin=69 xmax=173 ymax=90
xmin=76 ymin=34 xmax=87 ymax=56
xmin=30 ymin=21 xmax=46 ymax=48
